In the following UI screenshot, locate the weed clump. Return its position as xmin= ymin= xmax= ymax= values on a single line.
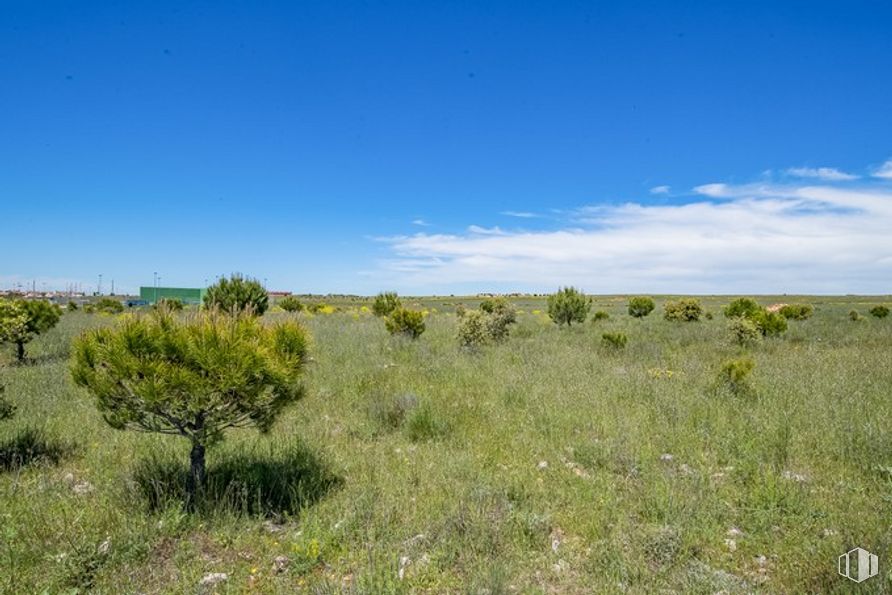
xmin=0 ymin=385 xmax=14 ymax=421
xmin=369 ymin=393 xmax=418 ymax=430
xmin=405 ymin=403 xmax=449 ymax=441
xmin=592 ymin=310 xmax=609 ymax=322
xmin=717 ymin=357 xmax=755 ymax=397
xmin=601 ymin=332 xmax=628 ymax=350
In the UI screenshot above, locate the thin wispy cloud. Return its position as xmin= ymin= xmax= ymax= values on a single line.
xmin=411 ymin=219 xmax=431 ymax=227
xmin=650 ymin=185 xmax=670 ymax=195
xmin=376 ymin=161 xmax=892 ymax=293
xmin=467 ymin=225 xmax=507 ymax=235
xmin=786 ymin=166 xmax=858 ymax=181
xmin=873 ymin=159 xmax=892 ymax=179
xmin=500 ymin=210 xmax=539 ymax=218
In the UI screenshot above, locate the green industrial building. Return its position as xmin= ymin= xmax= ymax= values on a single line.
xmin=139 ymin=286 xmax=206 ymax=305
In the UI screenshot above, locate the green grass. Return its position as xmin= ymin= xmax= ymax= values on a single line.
xmin=1 ymin=296 xmax=891 ymax=592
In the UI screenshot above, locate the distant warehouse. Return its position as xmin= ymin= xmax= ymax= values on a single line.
xmin=139 ymin=286 xmax=206 ymax=305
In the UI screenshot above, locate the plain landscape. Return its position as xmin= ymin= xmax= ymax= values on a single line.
xmin=1 ymin=293 xmax=891 ymax=593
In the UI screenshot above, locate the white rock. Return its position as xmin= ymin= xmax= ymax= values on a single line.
xmin=72 ymin=481 xmax=93 ymax=495
xmin=398 ymin=556 xmax=410 ymax=580
xmin=273 ymin=555 xmax=289 ymax=573
xmin=537 ymin=460 xmax=548 ymax=470
xmin=724 ymin=538 xmax=737 ymax=552
xmin=98 ymin=538 xmax=111 ymax=555
xmin=660 ymin=453 xmax=674 ymax=462
xmin=199 ymin=573 xmax=229 ymax=587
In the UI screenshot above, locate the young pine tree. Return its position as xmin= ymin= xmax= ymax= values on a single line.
xmin=70 ymin=310 xmax=309 ymax=503
xmin=203 ymin=274 xmax=269 ymax=316
xmin=372 ymin=291 xmax=401 ymax=317
xmin=547 ymin=287 xmax=592 ymax=326
xmin=0 ymin=299 xmax=62 ymax=362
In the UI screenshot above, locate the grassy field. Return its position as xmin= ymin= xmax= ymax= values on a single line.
xmin=1 ymin=295 xmax=891 ymax=593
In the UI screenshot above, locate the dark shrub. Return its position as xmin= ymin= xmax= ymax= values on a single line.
xmin=778 ymin=304 xmax=813 ymax=320
xmin=279 ymin=296 xmax=304 ymax=312
xmin=869 ymin=305 xmax=890 ymax=319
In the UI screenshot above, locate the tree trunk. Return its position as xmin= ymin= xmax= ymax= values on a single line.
xmin=15 ymin=341 xmax=25 ymax=362
xmin=187 ymin=440 xmax=207 ymax=505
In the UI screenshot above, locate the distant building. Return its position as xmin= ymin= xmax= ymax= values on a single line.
xmin=268 ymin=291 xmax=293 ymax=297
xmin=139 ymin=286 xmax=206 ymax=305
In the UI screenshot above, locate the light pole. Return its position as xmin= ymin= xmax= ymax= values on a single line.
xmin=98 ymin=274 xmax=102 ymax=296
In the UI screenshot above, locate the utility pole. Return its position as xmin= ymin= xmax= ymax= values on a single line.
xmin=98 ymin=274 xmax=102 ymax=296
xmin=153 ymin=272 xmax=158 ymax=304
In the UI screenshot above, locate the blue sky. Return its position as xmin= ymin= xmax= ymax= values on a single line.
xmin=2 ymin=1 xmax=891 ymax=295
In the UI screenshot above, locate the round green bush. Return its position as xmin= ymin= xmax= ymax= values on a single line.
xmin=628 ymin=296 xmax=655 ymax=318
xmin=663 ymin=298 xmax=703 ymax=322
xmin=723 ymin=297 xmax=761 ymax=319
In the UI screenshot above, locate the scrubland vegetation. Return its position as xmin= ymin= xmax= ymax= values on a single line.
xmin=1 ymin=292 xmax=891 ymax=592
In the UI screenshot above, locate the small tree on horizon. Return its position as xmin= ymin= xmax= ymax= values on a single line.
xmin=70 ymin=310 xmax=309 ymax=503
xmin=0 ymin=299 xmax=62 ymax=362
xmin=547 ymin=287 xmax=592 ymax=326
xmin=203 ymin=274 xmax=269 ymax=316
xmin=373 ymin=291 xmax=401 ymax=317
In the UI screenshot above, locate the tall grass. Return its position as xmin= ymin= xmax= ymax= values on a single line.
xmin=0 ymin=298 xmax=890 ymax=591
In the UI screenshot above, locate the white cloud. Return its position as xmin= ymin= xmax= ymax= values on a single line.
xmin=693 ymin=183 xmax=731 ymax=198
xmin=411 ymin=219 xmax=431 ymax=227
xmin=786 ymin=166 xmax=858 ymax=181
xmin=501 ymin=210 xmax=538 ymax=218
xmin=467 ymin=225 xmax=507 ymax=235
xmin=375 ymin=170 xmax=892 ymax=294
xmin=650 ymin=185 xmax=670 ymax=195
xmin=873 ymin=159 xmax=892 ymax=179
